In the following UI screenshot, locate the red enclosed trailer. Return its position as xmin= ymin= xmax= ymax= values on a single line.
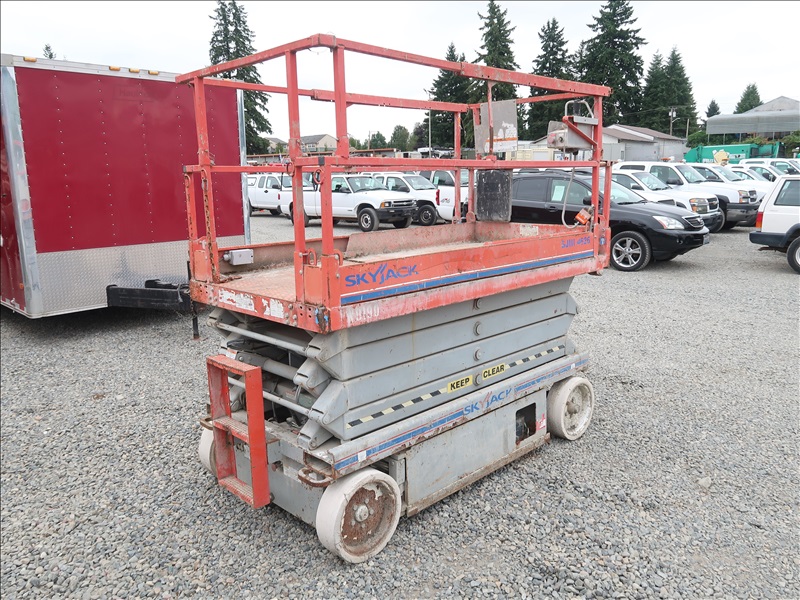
xmin=0 ymin=54 xmax=246 ymax=318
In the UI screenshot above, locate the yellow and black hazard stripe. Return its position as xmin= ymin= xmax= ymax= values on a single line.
xmin=345 ymin=343 xmax=565 ymax=430
xmin=346 ymin=389 xmax=445 ymax=429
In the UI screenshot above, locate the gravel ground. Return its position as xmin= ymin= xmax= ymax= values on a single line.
xmin=1 ymin=218 xmax=798 ymax=599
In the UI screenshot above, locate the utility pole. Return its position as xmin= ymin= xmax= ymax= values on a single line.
xmin=668 ymin=107 xmax=677 ymax=137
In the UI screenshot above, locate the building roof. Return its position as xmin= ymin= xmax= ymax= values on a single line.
xmin=606 ymin=124 xmax=683 ymax=141
xmin=300 ymin=134 xmax=332 ymax=144
xmin=706 ymin=97 xmax=800 ymax=134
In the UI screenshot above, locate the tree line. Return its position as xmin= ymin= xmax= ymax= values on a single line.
xmin=201 ymin=0 xmax=787 ymax=155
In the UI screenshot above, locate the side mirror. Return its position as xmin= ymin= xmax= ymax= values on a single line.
xmin=631 ymin=183 xmax=643 ymax=190
xmin=666 ymin=177 xmax=681 ymax=185
xmin=583 ymin=198 xmax=592 ymax=206
xmin=271 ymin=184 xmax=281 ymax=190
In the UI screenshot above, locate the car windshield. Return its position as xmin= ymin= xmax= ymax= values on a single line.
xmin=405 ymin=175 xmax=437 ymax=190
xmin=278 ymin=174 xmax=315 ymax=189
xmin=633 ymin=171 xmax=671 ymax=191
xmin=676 ymin=165 xmax=708 ymax=183
xmin=599 ymin=176 xmax=647 ymax=205
xmin=715 ymin=166 xmax=746 ymax=181
xmin=740 ymin=169 xmax=769 ymax=182
xmin=460 ymin=171 xmax=469 ymax=186
xmin=348 ymin=176 xmax=387 ymax=192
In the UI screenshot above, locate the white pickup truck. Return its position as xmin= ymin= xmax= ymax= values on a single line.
xmin=418 ymin=169 xmax=471 ymax=217
xmin=247 ymin=173 xmax=314 ymax=216
xmin=615 ymin=161 xmax=759 ymax=230
xmin=279 ymin=174 xmax=417 ymax=232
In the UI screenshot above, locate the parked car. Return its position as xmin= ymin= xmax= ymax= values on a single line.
xmin=686 ymin=163 xmax=773 ymax=202
xmin=729 ymin=163 xmax=785 ymax=183
xmin=727 ymin=165 xmax=777 ymax=184
xmin=247 ymin=172 xmax=314 ymax=216
xmin=739 ymin=158 xmax=800 ymax=175
xmin=368 ymin=171 xmax=445 ymax=226
xmin=511 ymin=171 xmax=710 ymax=272
xmin=614 ymin=161 xmax=759 ymax=230
xmin=748 ymin=175 xmax=800 ymax=273
xmin=610 ymin=170 xmax=724 ymax=233
xmin=279 ymin=173 xmax=417 ymax=232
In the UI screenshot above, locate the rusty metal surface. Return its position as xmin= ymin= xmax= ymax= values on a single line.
xmin=177 ymin=34 xmax=611 ymax=333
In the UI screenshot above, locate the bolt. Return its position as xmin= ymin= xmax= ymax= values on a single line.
xmin=474 ymin=322 xmax=482 ymax=336
xmin=474 ymin=349 xmax=483 ymax=361
xmin=354 ymin=504 xmax=369 ymax=522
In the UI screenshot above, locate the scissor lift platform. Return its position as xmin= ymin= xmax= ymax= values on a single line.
xmin=183 ymin=34 xmax=610 ymax=563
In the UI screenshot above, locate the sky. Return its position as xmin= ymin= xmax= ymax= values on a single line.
xmin=2 ymin=0 xmax=798 ymax=146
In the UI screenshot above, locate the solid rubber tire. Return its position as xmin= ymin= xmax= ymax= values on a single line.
xmin=316 ymin=468 xmax=401 ymax=563
xmin=547 ymin=376 xmax=595 ymax=441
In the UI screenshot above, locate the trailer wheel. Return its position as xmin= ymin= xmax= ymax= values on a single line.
xmin=316 ymin=468 xmax=401 ymax=563
xmin=547 ymin=376 xmax=594 ymax=441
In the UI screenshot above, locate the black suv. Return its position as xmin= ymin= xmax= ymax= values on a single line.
xmin=511 ymin=170 xmax=710 ymax=271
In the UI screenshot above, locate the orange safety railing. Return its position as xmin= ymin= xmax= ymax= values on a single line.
xmin=176 ymin=34 xmax=612 ymax=333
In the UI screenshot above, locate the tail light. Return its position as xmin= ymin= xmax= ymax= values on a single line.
xmin=435 ymin=189 xmax=440 ymax=205
xmin=755 ymin=211 xmax=763 ymax=229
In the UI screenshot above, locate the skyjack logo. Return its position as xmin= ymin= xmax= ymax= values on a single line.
xmin=344 ymin=263 xmax=419 ymax=287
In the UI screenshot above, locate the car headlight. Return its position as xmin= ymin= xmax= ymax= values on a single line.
xmin=380 ymin=201 xmax=393 ymax=208
xmin=653 ymin=215 xmax=685 ymax=230
xmin=737 ymin=190 xmax=748 ymax=202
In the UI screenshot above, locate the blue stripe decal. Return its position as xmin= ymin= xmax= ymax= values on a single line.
xmin=514 ymin=358 xmax=589 ymax=395
xmin=334 ymin=410 xmax=465 ymax=471
xmin=341 ymin=251 xmax=594 ymax=305
xmin=332 ymin=357 xmax=589 ymax=471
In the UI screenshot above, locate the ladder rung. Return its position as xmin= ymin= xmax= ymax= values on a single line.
xmin=219 ymin=476 xmax=254 ymax=505
xmin=213 ymin=416 xmax=250 ymax=443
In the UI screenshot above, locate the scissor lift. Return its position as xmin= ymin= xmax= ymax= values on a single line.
xmin=181 ymin=34 xmax=611 ymax=563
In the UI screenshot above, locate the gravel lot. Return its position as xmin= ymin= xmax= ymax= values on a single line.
xmin=2 ymin=216 xmax=798 ymax=599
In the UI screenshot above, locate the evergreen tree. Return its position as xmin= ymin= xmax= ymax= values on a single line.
xmin=43 ymin=44 xmax=56 ymax=59
xmin=638 ymin=53 xmax=668 ymax=130
xmin=662 ymin=47 xmax=697 ymax=137
xmin=467 ymin=1 xmax=520 ymax=146
xmin=734 ymin=84 xmax=762 ymax=113
xmin=426 ymin=43 xmax=471 ymax=147
xmin=388 ymin=125 xmax=411 ymax=151
xmin=208 ymin=0 xmax=271 ymax=154
xmin=525 ymin=18 xmax=574 ymax=140
xmin=579 ymin=0 xmax=645 ymax=125
xmin=570 ymin=41 xmax=588 ymax=81
xmin=706 ymin=99 xmax=720 ymax=119
xmin=409 ymin=122 xmax=427 ymax=152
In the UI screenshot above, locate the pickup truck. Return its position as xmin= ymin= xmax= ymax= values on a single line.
xmin=369 ymin=171 xmax=445 ymax=226
xmin=247 ymin=173 xmax=314 ymax=216
xmin=614 ymin=161 xmax=759 ymax=230
xmin=279 ymin=174 xmax=417 ymax=232
xmin=418 ymin=169 xmax=471 ymax=217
